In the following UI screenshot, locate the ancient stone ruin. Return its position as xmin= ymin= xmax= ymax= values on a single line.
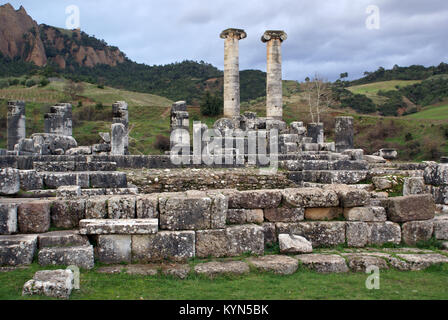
xmin=1 ymin=29 xmax=447 ymax=299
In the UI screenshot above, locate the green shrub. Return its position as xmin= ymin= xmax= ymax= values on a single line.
xmin=25 ymin=79 xmax=37 ymax=87
xmin=0 ymin=79 xmax=9 ymax=89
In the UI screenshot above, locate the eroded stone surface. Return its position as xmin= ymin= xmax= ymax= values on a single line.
xmin=296 ymin=254 xmax=349 ymax=273
xmin=228 ymin=190 xmax=282 ymax=209
xmin=0 ymin=235 xmax=37 ymax=266
xmin=387 ymin=195 xmax=435 ymax=222
xmin=194 ymin=261 xmax=249 ymax=277
xmin=22 ymin=269 xmax=74 ymax=300
xmin=79 ymin=219 xmax=158 ymax=235
xmin=278 ymin=234 xmax=313 ymax=254
xmin=38 ymin=231 xmax=89 ymax=248
xmin=96 ymin=235 xmax=131 ymax=264
xmin=282 ymin=188 xmax=339 ymax=208
xmin=38 ymin=245 xmax=94 ymax=269
xmin=226 ymin=225 xmax=264 ymax=256
xmin=402 ymin=221 xmax=434 ymax=245
xmin=18 ymin=201 xmax=51 ymax=234
xmin=248 ymin=255 xmax=298 ymax=275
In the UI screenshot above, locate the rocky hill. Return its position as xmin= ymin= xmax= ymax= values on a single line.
xmin=0 ymin=3 xmax=125 ymax=69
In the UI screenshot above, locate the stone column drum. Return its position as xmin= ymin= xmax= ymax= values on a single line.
xmin=262 ymin=30 xmax=287 ymax=120
xmin=220 ymin=28 xmax=247 ymax=118
xmin=335 ymin=116 xmax=354 ymax=152
xmin=7 ymin=100 xmax=26 ymax=151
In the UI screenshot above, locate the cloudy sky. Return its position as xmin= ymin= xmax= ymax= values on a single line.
xmin=6 ymin=0 xmax=448 ymax=81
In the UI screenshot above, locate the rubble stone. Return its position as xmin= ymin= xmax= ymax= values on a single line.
xmin=248 ymin=255 xmax=299 ymax=275
xmin=278 ymin=234 xmax=312 ymax=254
xmin=296 ymin=254 xmax=349 ymax=273
xmin=194 ymin=261 xmax=249 ymax=277
xmin=22 ymin=269 xmax=74 ymax=300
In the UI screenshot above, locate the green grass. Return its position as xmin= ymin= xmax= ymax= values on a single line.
xmin=1 ymin=263 xmax=447 ymax=300
xmin=406 ymin=104 xmax=448 ymax=120
xmin=348 ymin=80 xmax=421 ymax=105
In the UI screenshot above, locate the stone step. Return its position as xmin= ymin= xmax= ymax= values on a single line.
xmin=41 ymin=171 xmax=127 ymax=189
xmin=34 ymin=161 xmax=117 ymax=172
xmin=22 ymin=269 xmax=74 ymax=300
xmin=0 ymin=234 xmax=38 ymax=266
xmin=38 ymin=245 xmax=94 ymax=269
xmin=79 ymin=219 xmax=158 ymax=235
xmin=288 ymin=170 xmax=368 ymax=185
xmin=38 ymin=230 xmax=90 ymax=248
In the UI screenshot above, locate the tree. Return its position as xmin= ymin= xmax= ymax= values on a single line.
xmin=302 ymin=74 xmax=333 ymax=123
xmin=63 ymin=80 xmax=85 ymax=100
xmin=340 ymin=72 xmax=348 ymax=79
xmin=200 ymin=91 xmax=223 ymax=116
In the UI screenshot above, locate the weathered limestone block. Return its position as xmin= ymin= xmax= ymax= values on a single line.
xmin=342 ymin=149 xmax=364 ymax=161
xmin=396 ymin=254 xmax=448 ymax=271
xmin=248 ymin=255 xmax=298 ymax=275
xmin=346 ymin=222 xmax=369 ymax=248
xmin=132 ymin=231 xmax=195 ymax=262
xmin=96 ymin=235 xmax=132 ymax=264
xmin=136 ymin=194 xmax=159 ymax=219
xmin=111 ymin=123 xmax=127 ymax=155
xmin=43 ymin=172 xmax=89 ymax=189
xmin=227 ymin=209 xmax=248 ymax=225
xmin=92 ymin=143 xmax=111 ymax=153
xmin=424 ymin=163 xmax=448 ymax=186
xmin=403 ymin=177 xmax=429 ymax=196
xmin=51 ymin=199 xmax=85 ymax=229
xmin=159 ymin=193 xmax=212 ymax=230
xmin=0 ymin=235 xmax=37 ymax=266
xmin=263 ymin=222 xmax=277 ymax=245
xmin=307 ymin=123 xmax=324 ymax=144
xmin=22 ymin=270 xmax=74 ymax=300
xmin=433 ymin=216 xmax=448 ymax=240
xmin=226 ymin=225 xmax=264 ymax=256
xmin=402 ymin=221 xmax=434 ymax=245
xmin=245 ymin=209 xmax=264 ymax=224
xmin=296 ymin=254 xmax=349 ymax=273
xmin=0 ymin=203 xmax=18 ymax=235
xmin=363 ymin=155 xmax=386 ymax=163
xmin=278 ymin=234 xmax=312 ymax=254
xmin=323 ymin=184 xmax=370 ymax=208
xmin=194 ymin=261 xmax=249 ymax=277
xmin=89 ymin=172 xmax=127 ymax=188
xmin=31 ymin=133 xmax=77 ymax=154
xmin=38 ymin=245 xmax=94 ymax=269
xmin=107 ymin=196 xmax=136 ymax=219
xmin=335 ymin=116 xmax=354 ymax=152
xmin=304 ymin=207 xmax=343 ymax=221
xmin=85 ymin=197 xmax=108 ymax=219
xmin=65 ymin=146 xmax=92 ymax=155
xmin=367 ymin=222 xmax=401 ymax=245
xmin=79 ymin=219 xmax=158 ymax=235
xmin=19 ymin=170 xmax=43 ymax=191
xmin=376 ymin=148 xmax=398 ymax=160
xmin=343 ymin=207 xmax=387 ymax=222
xmin=282 ymin=188 xmax=339 ymax=208
xmin=7 ymin=100 xmax=26 ymax=151
xmin=18 ymin=201 xmax=51 ymax=233
xmin=38 ymin=231 xmax=89 ymax=248
xmin=264 ymin=207 xmax=304 ymax=222
xmin=276 ymin=222 xmax=346 ymax=247
xmin=386 ymin=195 xmax=435 ymax=222
xmin=56 ymin=185 xmax=81 ymax=198
xmin=206 ymin=190 xmax=228 ymax=229
xmin=346 ymin=255 xmax=388 ymax=272
xmin=228 ymin=190 xmax=282 ymax=209
xmin=0 ymin=168 xmax=20 ymax=195
xmin=195 ymin=229 xmax=227 ymax=258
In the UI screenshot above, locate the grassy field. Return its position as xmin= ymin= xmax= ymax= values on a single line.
xmin=1 ymin=262 xmax=447 ymax=300
xmin=406 ymin=104 xmax=448 ymax=120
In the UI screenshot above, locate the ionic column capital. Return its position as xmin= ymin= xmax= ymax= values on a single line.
xmin=261 ymin=30 xmax=288 ymax=43
xmin=220 ymin=28 xmax=247 ymax=40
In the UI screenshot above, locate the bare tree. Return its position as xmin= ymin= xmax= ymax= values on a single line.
xmin=63 ymin=80 xmax=85 ymax=101
xmin=302 ymin=74 xmax=333 ymax=123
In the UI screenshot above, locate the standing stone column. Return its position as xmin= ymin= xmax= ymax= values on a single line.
xmin=220 ymin=28 xmax=247 ymax=118
xmin=112 ymin=101 xmax=129 ymax=129
xmin=7 ymin=101 xmax=26 ymax=151
xmin=335 ymin=116 xmax=354 ymax=152
xmin=170 ymin=101 xmax=190 ymax=150
xmin=262 ymin=30 xmax=287 ymax=120
xmin=44 ymin=103 xmax=73 ymax=136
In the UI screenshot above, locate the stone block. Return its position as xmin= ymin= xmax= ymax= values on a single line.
xmin=195 ymin=229 xmax=227 ymax=258
xmin=38 ymin=245 xmax=94 ymax=269
xmin=423 ymin=163 xmax=448 ymax=186
xmin=304 ymin=207 xmax=343 ymax=221
xmin=79 ymin=219 xmax=158 ymax=235
xmin=85 ymin=197 xmax=108 ymax=219
xmin=194 ymin=261 xmax=249 ymax=277
xmin=323 ymin=184 xmax=370 ymax=207
xmin=434 ymin=216 xmax=448 ymax=240
xmin=264 ymin=207 xmax=304 ymax=222
xmin=51 ymin=200 xmax=85 ymax=229
xmin=22 ymin=269 xmax=74 ymax=300
xmin=159 ymin=193 xmax=211 ymax=230
xmin=56 ymin=186 xmax=81 ymax=198
xmin=346 ymin=222 xmax=369 ymax=248
xmin=226 ymin=209 xmax=248 ymax=225
xmin=136 ymin=194 xmax=159 ymax=219
xmin=386 ymin=195 xmax=435 ymax=222
xmin=344 ymin=207 xmax=387 ymax=222
xmin=0 ymin=203 xmax=18 ymax=235
xmin=207 ymin=191 xmax=228 ymax=229
xmin=228 ymin=190 xmax=282 ymax=209
xmin=89 ymin=172 xmax=127 ymax=188
xmin=107 ymin=196 xmax=136 ymax=219
xmin=0 ymin=235 xmax=37 ymax=266
xmin=132 ymin=231 xmax=195 ymax=262
xmin=0 ymin=168 xmax=20 ymax=195
xmin=248 ymin=255 xmax=299 ymax=275
xmin=226 ymin=225 xmax=264 ymax=256
xmin=346 ymin=255 xmax=388 ymax=272
xmin=18 ymin=201 xmax=52 ymax=233
xmin=282 ymin=188 xmax=339 ymax=208
xmin=19 ymin=170 xmax=43 ymax=191
xmin=276 ymin=222 xmax=346 ymax=247
xmin=403 ymin=177 xmax=429 ymax=196
xmin=296 ymin=254 xmax=349 ymax=273
xmin=278 ymin=234 xmax=312 ymax=254
xmin=262 ymin=223 xmax=277 ymax=245
xmin=38 ymin=231 xmax=89 ymax=248
xmin=96 ymin=235 xmax=132 ymax=264
xmin=367 ymin=222 xmax=401 ymax=245
xmin=402 ymin=221 xmax=434 ymax=245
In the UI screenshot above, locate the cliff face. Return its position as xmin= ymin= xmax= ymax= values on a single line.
xmin=0 ymin=3 xmax=126 ymax=69
xmin=0 ymin=3 xmax=47 ymax=66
